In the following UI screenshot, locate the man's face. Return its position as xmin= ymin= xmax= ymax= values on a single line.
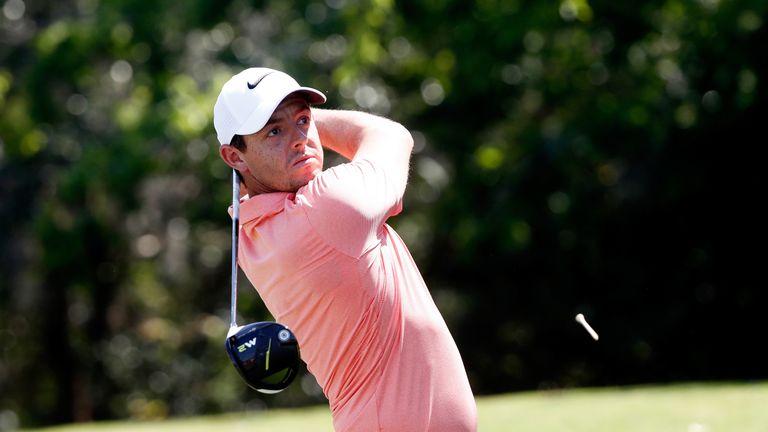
xmin=239 ymin=96 xmax=324 ymax=194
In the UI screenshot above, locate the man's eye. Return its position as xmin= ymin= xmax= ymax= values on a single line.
xmin=297 ymin=116 xmax=309 ymax=125
xmin=267 ymin=127 xmax=280 ymax=137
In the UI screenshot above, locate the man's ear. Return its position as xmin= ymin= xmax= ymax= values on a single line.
xmin=219 ymin=144 xmax=249 ymax=173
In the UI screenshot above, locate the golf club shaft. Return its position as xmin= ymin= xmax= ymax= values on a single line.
xmin=230 ymin=169 xmax=240 ymax=328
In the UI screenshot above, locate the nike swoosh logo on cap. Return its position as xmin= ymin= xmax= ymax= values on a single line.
xmin=247 ymin=72 xmax=273 ymax=90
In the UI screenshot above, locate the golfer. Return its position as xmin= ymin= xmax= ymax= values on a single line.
xmin=213 ymin=67 xmax=477 ymax=431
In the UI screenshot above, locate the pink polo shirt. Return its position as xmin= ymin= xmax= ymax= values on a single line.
xmin=235 ymin=158 xmax=477 ymax=431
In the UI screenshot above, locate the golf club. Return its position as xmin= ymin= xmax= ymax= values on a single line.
xmin=224 ymin=169 xmax=300 ymax=394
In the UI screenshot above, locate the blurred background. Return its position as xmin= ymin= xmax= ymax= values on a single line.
xmin=1 ymin=0 xmax=766 ymax=429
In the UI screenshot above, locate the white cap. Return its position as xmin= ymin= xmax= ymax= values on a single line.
xmin=213 ymin=68 xmax=326 ymax=145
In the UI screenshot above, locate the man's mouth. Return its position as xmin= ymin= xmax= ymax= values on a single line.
xmin=292 ymin=154 xmax=315 ymax=167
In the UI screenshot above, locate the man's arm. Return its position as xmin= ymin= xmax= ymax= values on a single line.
xmin=303 ymin=109 xmax=414 ymax=256
xmin=312 ymin=108 xmax=414 ymax=169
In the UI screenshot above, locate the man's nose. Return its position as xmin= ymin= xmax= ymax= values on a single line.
xmin=291 ymin=124 xmax=309 ymax=148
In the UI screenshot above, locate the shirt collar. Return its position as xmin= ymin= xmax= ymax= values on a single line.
xmin=230 ymin=192 xmax=294 ymax=226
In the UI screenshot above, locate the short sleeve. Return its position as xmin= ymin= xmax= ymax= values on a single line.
xmin=296 ymin=158 xmax=404 ymax=258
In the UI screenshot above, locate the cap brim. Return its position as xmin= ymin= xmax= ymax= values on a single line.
xmin=295 ymin=87 xmax=327 ymax=105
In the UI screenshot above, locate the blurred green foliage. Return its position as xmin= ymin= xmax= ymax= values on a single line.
xmin=1 ymin=0 xmax=766 ymax=429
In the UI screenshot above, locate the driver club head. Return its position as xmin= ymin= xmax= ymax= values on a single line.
xmin=225 ymin=321 xmax=301 ymax=394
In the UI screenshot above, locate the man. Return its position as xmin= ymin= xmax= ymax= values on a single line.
xmin=213 ymin=67 xmax=477 ymax=431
